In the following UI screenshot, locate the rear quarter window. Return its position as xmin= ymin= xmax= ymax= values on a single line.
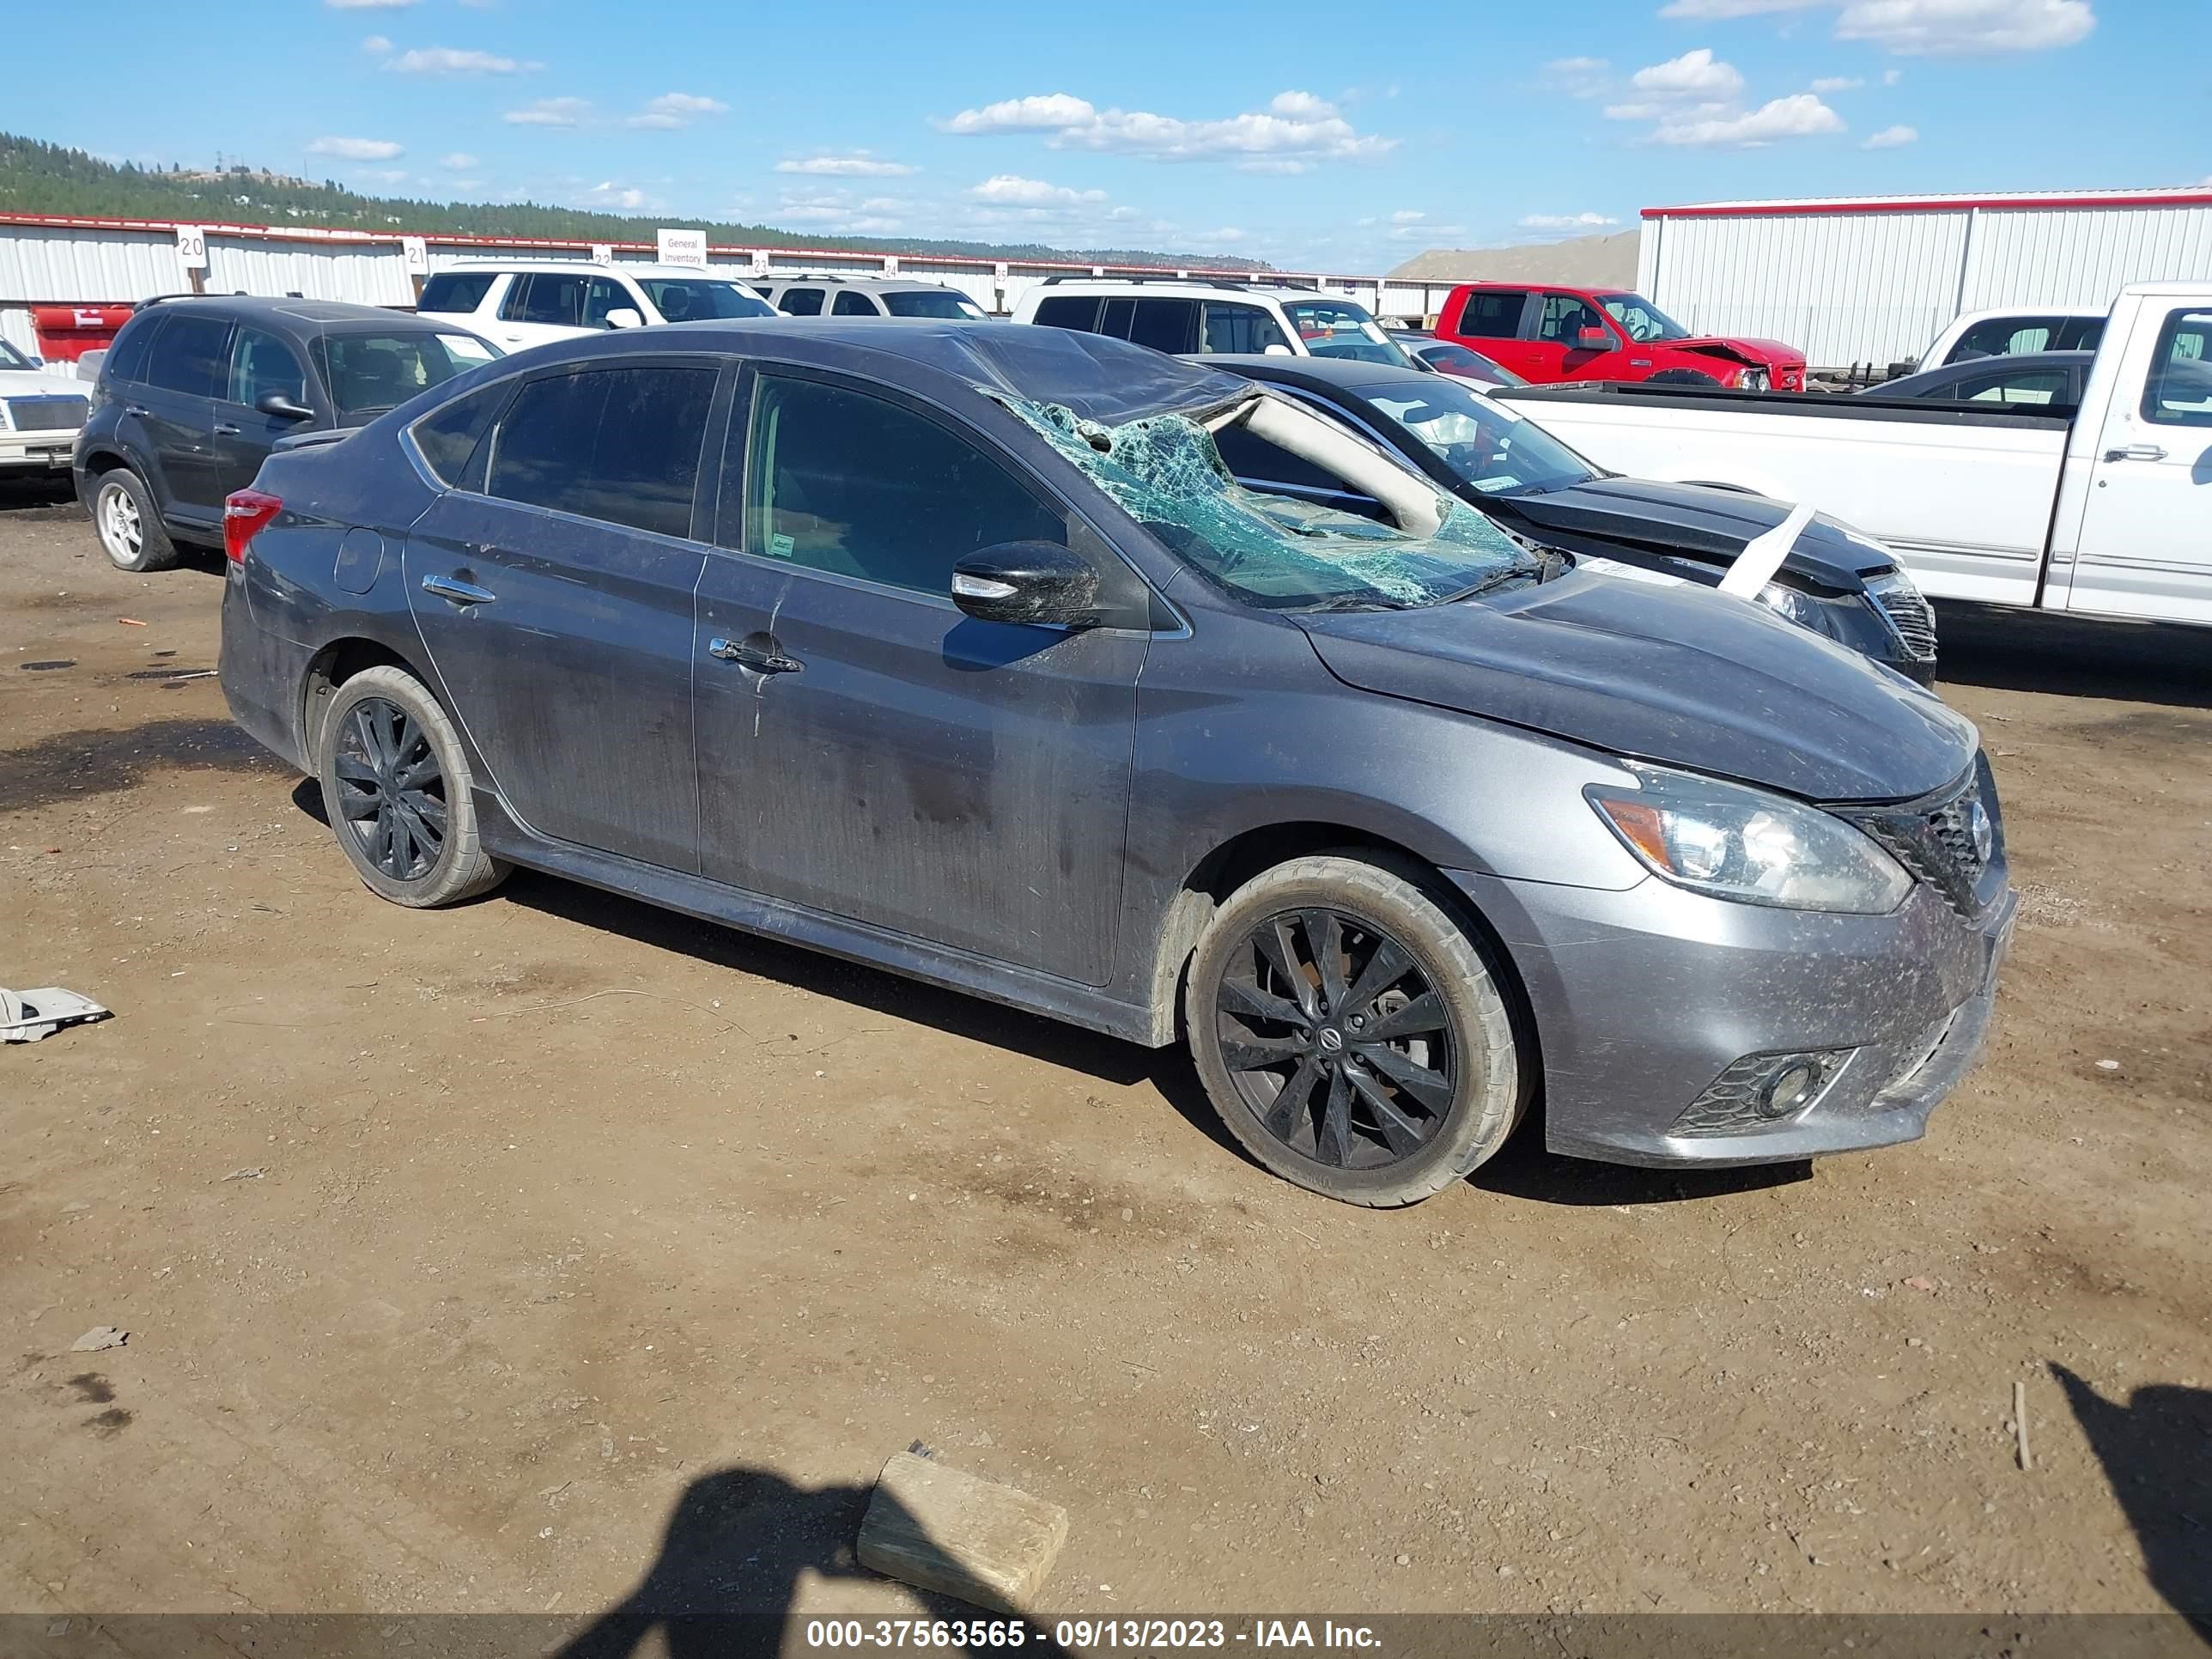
xmin=410 ymin=380 xmax=514 ymax=487
xmin=1455 ymin=290 xmax=1528 ymax=338
xmin=1030 ymin=295 xmax=1101 ymax=331
xmin=103 ymin=316 xmax=158 ymax=385
xmin=418 ymin=271 xmax=498 ymax=314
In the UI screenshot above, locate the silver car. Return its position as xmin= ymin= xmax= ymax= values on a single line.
xmin=217 ymin=321 xmax=2015 ymax=1206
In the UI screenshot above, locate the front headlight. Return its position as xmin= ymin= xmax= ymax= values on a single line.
xmin=1586 ymin=764 xmax=1912 ymax=914
xmin=1740 ymin=367 xmax=1771 ymax=392
xmin=1754 ymin=580 xmax=1829 ymax=634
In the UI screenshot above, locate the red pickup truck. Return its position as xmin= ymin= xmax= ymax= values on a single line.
xmin=1433 ymin=283 xmax=1807 ymax=392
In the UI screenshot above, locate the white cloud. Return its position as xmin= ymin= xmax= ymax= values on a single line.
xmin=362 ymin=34 xmax=392 ymax=52
xmin=325 ymin=0 xmax=416 ymax=9
xmin=1654 ymin=92 xmax=1846 ymax=145
xmin=1810 ymin=74 xmax=1865 ymax=89
xmin=361 ymin=167 xmax=410 ymax=185
xmin=308 ymin=136 xmax=404 ymax=161
xmin=777 ymin=190 xmax=904 ymax=234
xmin=775 ymin=152 xmax=916 ymax=177
xmin=1884 ymin=66 xmax=1905 ymax=82
xmin=505 ymin=97 xmax=590 ymax=126
xmin=939 ymin=88 xmax=1394 ymax=165
xmin=384 ymin=46 xmax=536 ymax=74
xmin=439 ymin=151 xmax=480 ymax=169
xmin=1835 ymin=0 xmax=2094 ymax=54
xmin=1520 ymin=211 xmax=1622 ymax=228
xmin=968 ymin=174 xmax=1107 ymax=206
xmin=625 ymin=92 xmax=728 ymax=130
xmin=1389 ymin=216 xmax=1465 ymax=241
xmin=1630 ymin=47 xmax=1747 ymax=99
xmin=1541 ymin=57 xmax=1612 ymax=97
xmin=1862 ymin=123 xmax=1920 ymax=146
xmin=1389 ymin=210 xmax=1428 ymax=223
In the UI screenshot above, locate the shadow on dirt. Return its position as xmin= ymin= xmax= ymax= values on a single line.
xmin=555 ymin=1465 xmax=1066 ymax=1658
xmin=2051 ymin=1364 xmax=2212 ymax=1638
xmin=0 ymin=717 xmax=270 ymax=814
xmin=1935 ymin=603 xmax=2212 ymax=709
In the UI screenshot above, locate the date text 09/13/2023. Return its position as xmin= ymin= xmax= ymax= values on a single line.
xmin=802 ymin=1617 xmax=1383 ymax=1649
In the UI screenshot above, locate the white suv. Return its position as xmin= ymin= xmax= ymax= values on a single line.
xmin=753 ymin=275 xmax=989 ymax=319
xmin=416 ymin=261 xmax=780 ymax=351
xmin=1012 ymin=280 xmax=1419 ymax=368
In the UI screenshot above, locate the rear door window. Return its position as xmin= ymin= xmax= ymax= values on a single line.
xmin=581 ymin=277 xmax=634 ymax=328
xmin=503 ymin=273 xmax=586 ymax=328
xmin=103 ymin=317 xmax=158 ymax=385
xmin=2056 ymin=317 xmax=2106 ymax=353
xmin=779 ymin=287 xmax=824 ymax=316
xmin=419 ymin=271 xmax=497 ymax=315
xmin=483 ymin=365 xmax=718 ymax=538
xmin=226 ymin=327 xmax=311 ymax=409
xmin=1030 ymin=295 xmax=1100 ymax=331
xmin=740 ymin=373 xmax=1064 ymax=596
xmin=1455 ymin=289 xmax=1528 ymax=338
xmin=2142 ymin=308 xmax=2212 ymax=428
xmin=1951 ymin=316 xmax=2057 ymax=360
xmin=145 ymin=314 xmax=232 ymax=398
xmin=1955 ymin=367 xmax=2070 ymax=405
xmin=832 ymin=289 xmax=878 ymax=316
xmin=1202 ymin=302 xmax=1291 ymax=355
xmin=1129 ymin=298 xmax=1199 ymax=355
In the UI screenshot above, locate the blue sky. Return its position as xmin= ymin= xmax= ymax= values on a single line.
xmin=18 ymin=0 xmax=2198 ymax=271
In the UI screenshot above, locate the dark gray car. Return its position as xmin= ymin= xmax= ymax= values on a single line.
xmin=1868 ymin=349 xmax=2093 ymax=408
xmin=218 ymin=320 xmax=2016 ymax=1206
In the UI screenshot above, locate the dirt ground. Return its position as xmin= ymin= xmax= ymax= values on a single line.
xmin=3 ymin=475 xmax=2208 ymax=1646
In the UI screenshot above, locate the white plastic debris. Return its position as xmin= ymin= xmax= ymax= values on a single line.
xmin=2 ymin=987 xmax=112 ymax=1042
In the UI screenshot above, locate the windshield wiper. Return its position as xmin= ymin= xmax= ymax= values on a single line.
xmin=1296 ymin=594 xmax=1412 ymax=615
xmin=1430 ymin=568 xmax=1541 ymax=605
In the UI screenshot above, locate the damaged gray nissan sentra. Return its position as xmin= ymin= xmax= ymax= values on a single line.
xmin=219 ymin=319 xmax=2016 ymax=1206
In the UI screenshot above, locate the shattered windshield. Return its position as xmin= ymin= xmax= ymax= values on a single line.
xmin=992 ymin=391 xmax=1538 ymax=611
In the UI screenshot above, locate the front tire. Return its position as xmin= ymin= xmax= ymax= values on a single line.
xmin=318 ymin=665 xmax=507 ymax=908
xmin=1185 ymin=853 xmax=1522 ymax=1206
xmin=92 ymin=469 xmax=178 ymax=573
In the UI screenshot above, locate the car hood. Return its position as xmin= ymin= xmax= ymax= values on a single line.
xmin=1485 ymin=477 xmax=1890 ymax=588
xmin=0 ymin=369 xmax=93 ymax=402
xmin=1677 ymin=335 xmax=1805 ymax=368
xmin=1297 ymin=566 xmax=1975 ymax=802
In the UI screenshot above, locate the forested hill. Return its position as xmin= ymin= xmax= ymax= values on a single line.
xmin=0 ymin=134 xmax=1271 ymax=270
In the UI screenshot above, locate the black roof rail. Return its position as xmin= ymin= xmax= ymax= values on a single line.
xmin=1037 ymin=273 xmax=1259 ymax=289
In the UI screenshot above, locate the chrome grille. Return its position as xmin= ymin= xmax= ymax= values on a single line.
xmin=6 ymin=395 xmax=88 ymax=433
xmin=1845 ymin=759 xmax=2002 ymax=918
xmin=1867 ymin=570 xmax=1938 ymax=663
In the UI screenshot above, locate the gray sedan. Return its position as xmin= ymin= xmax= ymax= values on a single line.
xmin=218 ymin=320 xmax=2015 ymax=1206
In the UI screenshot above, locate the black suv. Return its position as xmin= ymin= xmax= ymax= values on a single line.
xmin=74 ymin=297 xmax=498 ymax=572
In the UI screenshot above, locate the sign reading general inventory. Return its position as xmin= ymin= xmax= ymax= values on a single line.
xmin=656 ymin=228 xmax=708 ymax=269
xmin=174 ymin=225 xmax=209 ymax=271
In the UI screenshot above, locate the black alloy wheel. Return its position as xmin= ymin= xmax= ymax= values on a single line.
xmin=331 ymin=696 xmax=448 ymax=881
xmin=1213 ymin=907 xmax=1457 ymax=1170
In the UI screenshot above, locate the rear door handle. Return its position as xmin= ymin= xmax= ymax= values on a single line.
xmin=708 ymin=636 xmax=802 ymax=674
xmin=2102 ymin=443 xmax=2167 ymax=462
xmin=125 ymin=405 xmax=150 ymax=418
xmin=214 ymin=422 xmax=241 ymax=436
xmin=422 ymin=574 xmax=497 ymax=606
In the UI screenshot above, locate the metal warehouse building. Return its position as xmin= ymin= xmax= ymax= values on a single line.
xmin=1638 ymin=186 xmax=2212 ymax=370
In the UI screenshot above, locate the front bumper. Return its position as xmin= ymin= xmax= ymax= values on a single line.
xmin=1451 ymin=866 xmax=2016 ymax=1168
xmin=1 ymin=433 xmax=78 ymax=469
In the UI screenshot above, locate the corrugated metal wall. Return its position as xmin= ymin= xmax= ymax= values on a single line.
xmin=1641 ymin=197 xmax=2212 ymax=368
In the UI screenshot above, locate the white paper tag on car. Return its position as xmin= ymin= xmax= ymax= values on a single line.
xmin=1577 ymin=556 xmax=1686 ymax=586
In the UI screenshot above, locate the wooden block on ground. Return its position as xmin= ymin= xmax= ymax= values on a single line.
xmin=858 ymin=1451 xmax=1068 ymax=1614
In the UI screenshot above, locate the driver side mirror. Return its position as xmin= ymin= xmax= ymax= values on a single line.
xmin=951 ymin=541 xmax=1103 ymax=628
xmin=255 ymin=391 xmax=315 ymax=422
xmin=604 ymin=307 xmax=644 ymax=331
xmin=1575 ymin=325 xmax=1614 ymax=351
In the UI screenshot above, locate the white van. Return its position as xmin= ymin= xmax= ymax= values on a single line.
xmin=416 ymin=261 xmax=780 ymax=351
xmin=1012 ymin=279 xmax=1420 ymax=368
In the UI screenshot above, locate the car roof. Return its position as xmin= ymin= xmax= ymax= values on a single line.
xmin=135 ymin=295 xmax=463 ymax=332
xmin=764 ymin=276 xmax=965 ymax=292
xmin=1196 ymin=352 xmax=1437 ymax=395
xmin=1886 ymin=349 xmax=2094 ymax=392
xmin=1028 ymin=280 xmax=1330 ymax=301
xmin=1947 ymin=303 xmax=2106 ymax=323
xmin=486 ymin=316 xmax=1253 ymax=425
xmin=434 ymin=260 xmax=750 ymax=278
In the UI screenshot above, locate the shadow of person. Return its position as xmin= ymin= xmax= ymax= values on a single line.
xmin=2051 ymin=1364 xmax=2212 ymax=1639
xmin=556 ymin=1466 xmax=1065 ymax=1659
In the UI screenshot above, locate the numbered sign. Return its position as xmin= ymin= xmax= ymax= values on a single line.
xmin=590 ymin=244 xmax=616 ymax=265
xmin=994 ymin=262 xmax=1009 ymax=281
xmin=656 ymin=228 xmax=708 ymax=269
xmin=883 ymin=255 xmax=899 ymax=276
xmin=749 ymin=248 xmax=769 ymax=276
xmin=400 ymin=236 xmax=428 ymax=276
xmin=174 ymin=225 xmax=209 ymax=271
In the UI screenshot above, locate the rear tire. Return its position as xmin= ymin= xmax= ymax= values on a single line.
xmin=318 ymin=665 xmax=507 ymax=908
xmin=92 ymin=468 xmax=178 ymax=573
xmin=1185 ymin=853 xmax=1522 ymax=1207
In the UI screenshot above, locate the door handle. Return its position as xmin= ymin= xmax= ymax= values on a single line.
xmin=215 ymin=422 xmax=241 ymax=436
xmin=708 ymin=636 xmax=802 ymax=674
xmin=422 ymin=574 xmax=497 ymax=606
xmin=125 ymin=405 xmax=150 ymax=418
xmin=2102 ymin=443 xmax=2167 ymax=463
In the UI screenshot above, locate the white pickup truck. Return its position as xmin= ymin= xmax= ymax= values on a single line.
xmin=1496 ymin=283 xmax=2212 ymax=627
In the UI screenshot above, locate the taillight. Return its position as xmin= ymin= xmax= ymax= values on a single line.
xmin=223 ymin=489 xmax=283 ymax=564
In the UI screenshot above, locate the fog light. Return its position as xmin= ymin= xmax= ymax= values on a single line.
xmin=1760 ymin=1062 xmax=1822 ymax=1119
xmin=1674 ymin=1048 xmax=1851 ymax=1136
